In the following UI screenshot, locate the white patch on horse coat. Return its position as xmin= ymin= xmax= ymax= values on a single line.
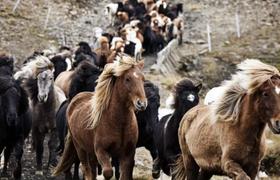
xmin=164 ymin=115 xmax=172 ymax=133
xmin=187 ymin=94 xmax=195 ymax=102
xmin=65 ymin=58 xmax=72 ymax=71
xmin=133 ymin=72 xmax=139 ymax=78
xmin=165 ymin=94 xmax=175 ymax=108
xmin=276 ymin=86 xmax=280 ymax=94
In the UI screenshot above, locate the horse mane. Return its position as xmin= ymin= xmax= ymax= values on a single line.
xmin=14 ymin=55 xmax=54 ymax=80
xmin=87 ymin=54 xmax=138 ymax=129
xmin=211 ymin=59 xmax=280 ymax=124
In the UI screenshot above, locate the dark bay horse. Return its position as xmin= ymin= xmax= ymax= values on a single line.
xmin=112 ymin=80 xmax=160 ymax=179
xmin=23 ymin=57 xmax=66 ymax=175
xmin=0 ymin=54 xmax=32 ymax=180
xmin=153 ymin=79 xmax=201 ymax=177
xmin=53 ymin=55 xmax=147 ymax=180
xmin=174 ymin=59 xmax=280 ymax=180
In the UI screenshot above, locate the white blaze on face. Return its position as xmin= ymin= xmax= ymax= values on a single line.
xmin=187 ymin=94 xmax=195 ymax=102
xmin=133 ymin=72 xmax=139 ymax=79
xmin=276 ymin=86 xmax=280 ymax=95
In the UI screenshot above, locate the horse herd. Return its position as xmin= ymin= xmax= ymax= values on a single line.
xmin=1 ymin=42 xmax=280 ymax=180
xmin=1 ymin=1 xmax=280 ymax=180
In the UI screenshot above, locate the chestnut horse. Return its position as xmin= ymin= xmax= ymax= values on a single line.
xmin=174 ymin=59 xmax=280 ymax=180
xmin=53 ymin=55 xmax=147 ymax=180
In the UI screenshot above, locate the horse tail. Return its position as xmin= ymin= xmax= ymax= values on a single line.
xmin=52 ymin=132 xmax=77 ymax=176
xmin=172 ymin=155 xmax=186 ymax=180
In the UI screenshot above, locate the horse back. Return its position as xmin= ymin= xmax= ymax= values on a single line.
xmin=54 ymin=70 xmax=74 ymax=96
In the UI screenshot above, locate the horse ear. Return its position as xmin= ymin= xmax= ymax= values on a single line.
xmin=137 ymin=60 xmax=145 ymax=70
xmin=195 ymin=83 xmax=202 ymax=92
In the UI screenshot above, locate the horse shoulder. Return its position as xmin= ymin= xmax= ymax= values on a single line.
xmin=67 ymin=92 xmax=94 ymax=120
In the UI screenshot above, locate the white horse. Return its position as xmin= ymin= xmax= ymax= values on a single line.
xmin=105 ymin=3 xmax=119 ymax=26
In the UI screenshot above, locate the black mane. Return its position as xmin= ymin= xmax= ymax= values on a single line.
xmin=68 ymin=61 xmax=101 ymax=100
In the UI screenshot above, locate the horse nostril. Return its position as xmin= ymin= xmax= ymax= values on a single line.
xmin=136 ymin=99 xmax=147 ymax=111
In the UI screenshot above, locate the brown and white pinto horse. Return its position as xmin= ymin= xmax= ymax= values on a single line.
xmin=174 ymin=59 xmax=280 ymax=180
xmin=53 ymin=55 xmax=147 ymax=180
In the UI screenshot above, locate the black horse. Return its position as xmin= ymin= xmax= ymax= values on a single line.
xmin=112 ymin=80 xmax=160 ymax=179
xmin=56 ymin=61 xmax=101 ymax=179
xmin=153 ymin=79 xmax=201 ymax=177
xmin=0 ymin=54 xmax=32 ymax=180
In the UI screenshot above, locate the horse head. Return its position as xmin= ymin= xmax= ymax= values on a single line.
xmin=137 ymin=80 xmax=160 ymax=131
xmin=256 ymin=75 xmax=280 ymax=134
xmin=119 ymin=60 xmax=147 ymax=111
xmin=173 ymin=79 xmax=202 ymax=112
xmin=37 ymin=69 xmax=54 ymax=103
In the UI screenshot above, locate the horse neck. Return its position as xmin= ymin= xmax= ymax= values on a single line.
xmin=107 ymin=79 xmax=135 ymax=124
xmin=239 ymin=95 xmax=266 ymax=140
xmin=169 ymin=102 xmax=190 ymax=129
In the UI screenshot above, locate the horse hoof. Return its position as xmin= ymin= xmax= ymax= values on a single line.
xmin=35 ymin=170 xmax=43 ymax=175
xmin=103 ymin=167 xmax=113 ymax=179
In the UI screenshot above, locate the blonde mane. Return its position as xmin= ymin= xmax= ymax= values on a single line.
xmin=211 ymin=59 xmax=280 ymax=124
xmin=87 ymin=55 xmax=139 ymax=129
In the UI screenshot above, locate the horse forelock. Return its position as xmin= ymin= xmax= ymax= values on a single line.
xmin=211 ymin=59 xmax=280 ymax=124
xmin=87 ymin=55 xmax=139 ymax=129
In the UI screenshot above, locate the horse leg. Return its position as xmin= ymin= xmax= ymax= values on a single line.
xmin=112 ymin=157 xmax=120 ymax=180
xmin=119 ymin=151 xmax=135 ymax=180
xmin=95 ymin=149 xmax=113 ymax=180
xmin=73 ymin=160 xmax=80 ymax=180
xmin=246 ymin=162 xmax=260 ymax=180
xmin=48 ymin=128 xmax=59 ymax=168
xmin=221 ymin=156 xmax=250 ymax=180
xmin=146 ymin=144 xmax=160 ymax=179
xmin=198 ymin=170 xmax=213 ymax=180
xmin=184 ymin=153 xmax=199 ymax=180
xmin=75 ymin=147 xmax=94 ymax=180
xmin=10 ymin=137 xmax=25 ymax=180
xmin=2 ymin=147 xmax=11 ymax=177
xmin=34 ymin=132 xmax=45 ymax=175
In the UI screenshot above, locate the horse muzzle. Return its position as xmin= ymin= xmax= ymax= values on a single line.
xmin=268 ymin=119 xmax=280 ymax=134
xmin=135 ymin=99 xmax=148 ymax=111
xmin=38 ymin=94 xmax=48 ymax=103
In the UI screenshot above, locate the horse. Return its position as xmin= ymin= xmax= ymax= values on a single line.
xmin=153 ymin=79 xmax=201 ymax=178
xmin=53 ymin=55 xmax=147 ymax=180
xmin=23 ymin=60 xmax=66 ymax=175
xmin=174 ymin=59 xmax=280 ymax=180
xmin=56 ymin=61 xmax=101 ymax=180
xmin=0 ymin=54 xmax=32 ymax=180
xmin=55 ymin=49 xmax=97 ymax=97
xmin=112 ymin=80 xmax=160 ymax=179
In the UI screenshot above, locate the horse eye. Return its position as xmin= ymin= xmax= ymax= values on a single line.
xmin=262 ymin=92 xmax=269 ymax=97
xmin=126 ymin=77 xmax=130 ymax=82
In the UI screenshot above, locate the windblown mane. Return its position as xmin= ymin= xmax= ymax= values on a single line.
xmin=87 ymin=54 xmax=138 ymax=129
xmin=14 ymin=55 xmax=54 ymax=80
xmin=211 ymin=59 xmax=280 ymax=124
